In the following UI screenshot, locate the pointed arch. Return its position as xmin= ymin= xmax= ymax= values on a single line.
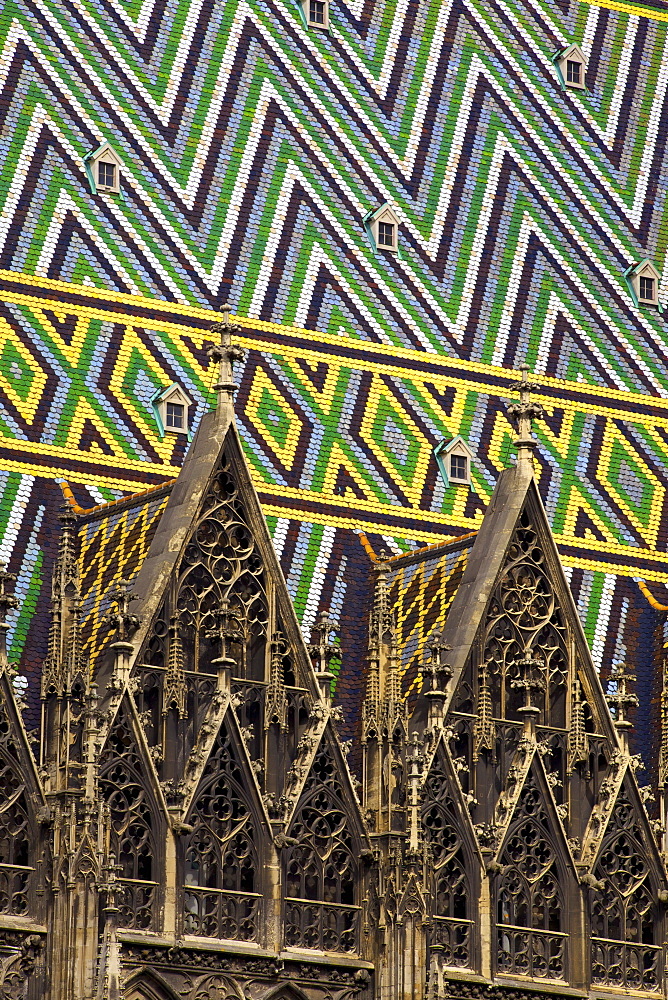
xmin=174 ymin=445 xmax=269 ymax=675
xmin=495 ymin=760 xmax=572 ymax=982
xmin=98 ymin=696 xmax=164 ymax=931
xmin=482 ymin=503 xmax=569 ymax=729
xmin=259 ymin=984 xmax=311 ymax=1000
xmin=0 ymin=672 xmax=44 ymax=919
xmin=421 ymin=740 xmax=478 ymax=970
xmin=182 ymin=711 xmax=264 ymax=942
xmin=589 ymin=775 xmax=664 ymax=992
xmin=284 ymin=731 xmax=362 ymax=954
xmin=124 ymin=968 xmax=181 ymax=1000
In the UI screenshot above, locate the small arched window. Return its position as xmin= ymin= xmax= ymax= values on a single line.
xmin=590 ymin=781 xmax=662 ymax=992
xmin=284 ymin=739 xmax=359 ymax=953
xmin=98 ymin=705 xmax=161 ymax=932
xmin=421 ymin=749 xmax=475 ymax=969
xmin=496 ymin=768 xmax=567 ymax=981
xmin=183 ymin=719 xmax=261 ymax=942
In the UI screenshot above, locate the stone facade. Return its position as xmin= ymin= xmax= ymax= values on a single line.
xmin=0 ymin=341 xmax=665 ymax=1000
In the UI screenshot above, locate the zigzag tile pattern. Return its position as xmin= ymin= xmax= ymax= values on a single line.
xmin=1 ymin=0 xmax=668 ymax=752
xmin=385 ymin=537 xmax=473 ymax=693
xmin=0 ymin=276 xmax=665 ymax=706
xmin=77 ymin=488 xmax=170 ymax=660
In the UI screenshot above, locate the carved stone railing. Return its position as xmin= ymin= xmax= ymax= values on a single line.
xmin=496 ymin=924 xmax=567 ymax=980
xmin=432 ymin=916 xmax=474 ymax=968
xmin=285 ymin=899 xmax=360 ymax=953
xmin=117 ymin=879 xmax=158 ymax=931
xmin=183 ymin=887 xmax=261 ymax=941
xmin=0 ymin=864 xmax=32 ymax=917
xmin=592 ymin=937 xmax=662 ymax=993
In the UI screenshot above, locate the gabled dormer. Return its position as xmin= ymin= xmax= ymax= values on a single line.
xmin=626 ymin=259 xmax=661 ymax=308
xmin=84 ymin=141 xmax=122 ymax=194
xmin=365 ymin=204 xmax=400 ymax=253
xmin=434 ymin=435 xmax=474 ymax=488
xmin=151 ymin=383 xmax=193 ymax=437
xmin=301 ymin=0 xmax=329 ymax=28
xmin=554 ymin=43 xmax=587 ymax=91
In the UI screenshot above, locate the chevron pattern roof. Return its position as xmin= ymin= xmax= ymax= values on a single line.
xmin=1 ymin=0 xmax=668 ymax=763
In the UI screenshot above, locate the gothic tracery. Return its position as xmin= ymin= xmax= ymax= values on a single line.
xmin=0 ymin=704 xmax=32 ymax=918
xmin=483 ymin=509 xmax=568 ymax=729
xmin=184 ymin=718 xmax=261 ymax=942
xmin=590 ymin=781 xmax=662 ymax=991
xmin=98 ymin=705 xmax=161 ymax=931
xmin=496 ymin=768 xmax=567 ymax=981
xmin=421 ymin=748 xmax=474 ymax=969
xmin=285 ymin=739 xmax=359 ymax=953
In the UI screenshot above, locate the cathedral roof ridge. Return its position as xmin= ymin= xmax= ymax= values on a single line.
xmin=60 ymin=479 xmax=176 ymax=521
xmin=358 ymin=530 xmax=478 ymax=568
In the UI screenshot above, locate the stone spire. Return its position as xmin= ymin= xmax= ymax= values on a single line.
xmin=506 ymin=363 xmax=545 ymax=468
xmin=510 ymin=647 xmax=544 ymax=738
xmin=208 ymin=305 xmax=246 ymax=421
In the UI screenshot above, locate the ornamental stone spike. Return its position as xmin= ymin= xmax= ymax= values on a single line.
xmin=506 ymin=363 xmax=546 ymax=468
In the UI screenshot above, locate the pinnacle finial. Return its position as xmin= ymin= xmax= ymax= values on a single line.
xmin=208 ymin=305 xmax=246 ymax=416
xmin=0 ymin=563 xmax=17 ymax=664
xmin=308 ymin=612 xmax=340 ymax=703
xmin=606 ymin=661 xmax=638 ymax=751
xmin=506 ymin=363 xmax=545 ymax=468
xmin=104 ymin=580 xmax=141 ymax=643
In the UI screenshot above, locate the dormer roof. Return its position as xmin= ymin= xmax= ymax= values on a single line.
xmin=152 ymin=382 xmax=193 ymax=407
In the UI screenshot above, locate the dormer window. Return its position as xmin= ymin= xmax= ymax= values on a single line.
xmin=98 ymin=160 xmax=116 ymax=188
xmin=152 ymin=383 xmax=193 ymax=436
xmin=640 ymin=276 xmax=655 ymax=302
xmin=378 ymin=221 xmax=395 ymax=247
xmin=450 ymin=453 xmax=468 ymax=482
xmin=166 ymin=401 xmax=185 ymax=430
xmin=303 ymin=0 xmax=329 ymax=27
xmin=555 ymin=44 xmax=587 ymax=91
xmin=366 ymin=204 xmax=400 ymax=253
xmin=84 ymin=142 xmax=122 ymax=194
xmin=434 ymin=436 xmax=474 ymax=488
xmin=626 ymin=259 xmax=661 ymax=307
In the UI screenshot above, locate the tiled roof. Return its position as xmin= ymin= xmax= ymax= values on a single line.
xmin=384 ymin=534 xmax=476 ymax=697
xmin=77 ymin=487 xmax=172 ymax=665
